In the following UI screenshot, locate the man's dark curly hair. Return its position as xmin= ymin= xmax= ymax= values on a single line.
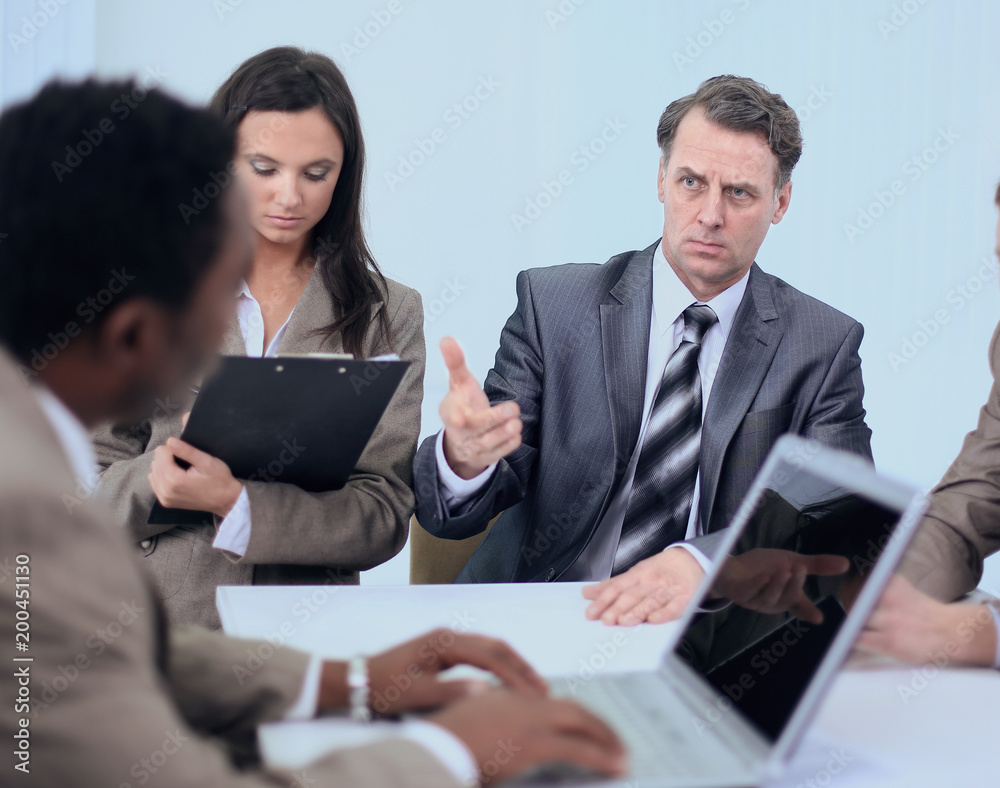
xmin=0 ymin=79 xmax=235 ymax=363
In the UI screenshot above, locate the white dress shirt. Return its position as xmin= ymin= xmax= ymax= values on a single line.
xmin=35 ymin=382 xmax=478 ymax=781
xmin=35 ymin=387 xmax=100 ymax=495
xmin=435 ymin=240 xmax=749 ymax=580
xmin=211 ymin=281 xmax=294 ymax=557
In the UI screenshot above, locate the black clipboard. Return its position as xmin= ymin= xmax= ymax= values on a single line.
xmin=147 ymin=355 xmax=410 ymax=525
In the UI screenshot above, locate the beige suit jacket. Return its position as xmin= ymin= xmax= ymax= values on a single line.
xmin=0 ymin=349 xmax=458 ymax=786
xmin=92 ymin=271 xmax=425 ymax=628
xmin=900 ymin=321 xmax=1000 ymax=600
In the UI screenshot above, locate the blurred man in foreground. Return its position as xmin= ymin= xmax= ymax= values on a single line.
xmin=0 ymin=80 xmax=624 ymax=786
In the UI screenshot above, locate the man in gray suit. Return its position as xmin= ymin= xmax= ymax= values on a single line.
xmin=414 ymin=75 xmax=873 ymax=625
xmin=0 ymin=80 xmax=625 ymax=786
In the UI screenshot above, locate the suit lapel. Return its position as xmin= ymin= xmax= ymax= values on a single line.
xmin=207 ymin=268 xmax=331 ymax=385
xmin=220 ymin=314 xmax=246 ymax=356
xmin=276 ymin=264 xmax=337 ymax=354
xmin=0 ymin=350 xmax=78 ymax=492
xmin=274 ymin=264 xmax=385 ymax=357
xmin=0 ymin=350 xmax=172 ymax=673
xmin=600 ymin=243 xmax=655 ymax=478
xmin=221 ymin=265 xmax=388 ymax=359
xmin=699 ymin=264 xmax=782 ymax=530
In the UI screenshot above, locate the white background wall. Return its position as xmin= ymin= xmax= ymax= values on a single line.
xmin=4 ymin=0 xmax=1000 ymax=591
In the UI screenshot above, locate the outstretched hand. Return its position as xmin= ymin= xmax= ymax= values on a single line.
xmin=439 ymin=337 xmax=522 ymax=479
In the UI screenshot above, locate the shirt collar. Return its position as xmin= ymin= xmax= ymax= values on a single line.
xmin=33 ymin=386 xmax=98 ymax=490
xmin=652 ymin=240 xmax=750 ymax=339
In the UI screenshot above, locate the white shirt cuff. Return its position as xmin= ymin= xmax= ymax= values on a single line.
xmin=665 ymin=543 xmax=729 ymax=612
xmin=666 ymin=542 xmax=714 ymax=576
xmin=212 ymin=485 xmax=251 ymax=557
xmin=435 ymin=429 xmax=496 ymax=508
xmin=400 ymin=719 xmax=478 ymax=787
xmin=284 ymin=654 xmax=324 ymax=721
xmin=281 ymin=659 xmax=479 ymax=785
xmin=987 ymin=605 xmax=1000 ymax=669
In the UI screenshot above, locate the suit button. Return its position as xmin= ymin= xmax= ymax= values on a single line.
xmin=140 ymin=539 xmax=152 ymax=549
xmin=545 ymin=568 xmax=556 ymax=581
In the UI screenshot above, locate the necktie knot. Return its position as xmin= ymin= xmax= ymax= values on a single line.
xmin=682 ymin=304 xmax=717 ymax=346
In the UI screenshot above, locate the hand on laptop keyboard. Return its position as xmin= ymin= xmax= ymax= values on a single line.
xmin=428 ymin=689 xmax=628 ymax=784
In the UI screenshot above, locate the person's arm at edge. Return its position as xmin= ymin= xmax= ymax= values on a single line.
xmin=898 ymin=321 xmax=1000 ymax=601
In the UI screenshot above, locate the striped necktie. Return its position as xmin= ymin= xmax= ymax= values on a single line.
xmin=612 ymin=303 xmax=718 ymax=575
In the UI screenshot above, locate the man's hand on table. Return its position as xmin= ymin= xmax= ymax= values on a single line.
xmin=582 ymin=547 xmax=705 ymax=626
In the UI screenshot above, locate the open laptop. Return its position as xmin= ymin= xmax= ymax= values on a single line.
xmin=511 ymin=434 xmax=927 ymax=787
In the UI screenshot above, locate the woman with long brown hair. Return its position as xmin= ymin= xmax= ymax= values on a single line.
xmin=94 ymin=47 xmax=424 ymax=629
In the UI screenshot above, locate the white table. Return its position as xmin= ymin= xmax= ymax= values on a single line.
xmin=218 ymin=583 xmax=1000 ymax=786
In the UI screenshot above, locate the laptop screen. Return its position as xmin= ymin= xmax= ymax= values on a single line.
xmin=669 ymin=444 xmax=912 ymax=743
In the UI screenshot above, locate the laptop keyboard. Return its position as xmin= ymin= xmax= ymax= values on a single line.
xmin=551 ymin=673 xmax=705 ymax=779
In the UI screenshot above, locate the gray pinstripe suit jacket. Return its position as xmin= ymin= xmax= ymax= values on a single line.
xmin=413 ymin=240 xmax=874 ymax=582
